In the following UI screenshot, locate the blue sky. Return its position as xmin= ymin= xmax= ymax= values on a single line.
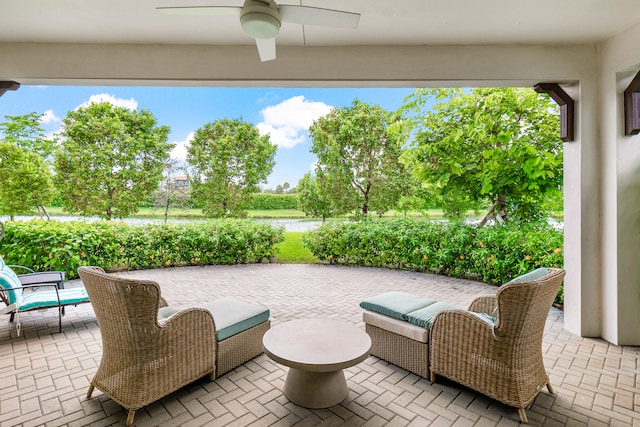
xmin=0 ymin=85 xmax=415 ymax=189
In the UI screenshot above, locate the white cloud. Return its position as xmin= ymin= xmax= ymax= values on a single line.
xmin=256 ymin=95 xmax=332 ymax=149
xmin=76 ymin=93 xmax=138 ymax=110
xmin=170 ymin=131 xmax=194 ymax=162
xmin=39 ymin=109 xmax=60 ymax=124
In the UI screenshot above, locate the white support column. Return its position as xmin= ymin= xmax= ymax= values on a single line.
xmin=599 ymin=22 xmax=640 ymax=345
xmin=563 ymin=79 xmax=604 ymax=339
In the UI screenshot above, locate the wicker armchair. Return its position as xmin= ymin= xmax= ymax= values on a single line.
xmin=429 ymin=268 xmax=565 ymax=424
xmin=78 ymin=266 xmax=267 ymax=426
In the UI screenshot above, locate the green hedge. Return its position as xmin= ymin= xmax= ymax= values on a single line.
xmin=303 ymin=218 xmax=564 ymax=303
xmin=250 ymin=193 xmax=299 ymax=210
xmin=0 ymin=219 xmax=284 ymax=279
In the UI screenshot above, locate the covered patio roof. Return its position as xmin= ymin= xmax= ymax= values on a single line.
xmin=1 ymin=1 xmax=640 ymax=346
xmin=0 ymin=0 xmax=638 ymax=86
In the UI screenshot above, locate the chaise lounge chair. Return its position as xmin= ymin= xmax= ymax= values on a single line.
xmin=0 ymin=255 xmax=90 ymax=335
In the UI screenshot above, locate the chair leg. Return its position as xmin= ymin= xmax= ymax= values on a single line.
xmin=87 ymin=384 xmax=94 ymax=398
xmin=9 ymin=312 xmax=14 ymax=323
xmin=430 ymin=371 xmax=436 ymax=382
xmin=518 ymin=407 xmax=528 ymax=424
xmin=126 ymin=409 xmax=136 ymax=426
xmin=546 ymin=382 xmax=554 ymax=394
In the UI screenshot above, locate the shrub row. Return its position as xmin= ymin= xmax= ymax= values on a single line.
xmin=250 ymin=193 xmax=299 ymax=210
xmin=0 ymin=219 xmax=284 ymax=279
xmin=303 ymin=218 xmax=564 ymax=304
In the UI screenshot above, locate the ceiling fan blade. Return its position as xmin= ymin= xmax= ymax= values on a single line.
xmin=156 ymin=6 xmax=241 ymax=16
xmin=279 ymin=5 xmax=360 ymax=29
xmin=255 ymin=37 xmax=276 ymax=62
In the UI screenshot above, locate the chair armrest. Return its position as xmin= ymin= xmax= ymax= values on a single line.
xmin=155 ymin=307 xmax=218 ymax=369
xmin=17 ymin=271 xmax=65 ymax=288
xmin=159 ymin=297 xmax=169 ymax=308
xmin=430 ymin=309 xmax=503 ymax=383
xmin=431 ymin=309 xmax=498 ymax=350
xmin=468 ymin=295 xmax=497 ymax=315
xmin=2 ymin=283 xmax=60 ymax=291
xmin=8 ymin=265 xmax=35 ymax=274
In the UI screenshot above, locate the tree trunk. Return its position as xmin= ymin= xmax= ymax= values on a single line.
xmin=478 ymin=194 xmax=508 ymax=227
xmin=361 ymin=182 xmax=371 ymax=217
xmin=495 ymin=194 xmax=507 ymax=222
xmin=38 ymin=204 xmax=51 ymax=220
xmin=164 ymin=198 xmax=170 ymax=223
xmin=478 ymin=202 xmax=496 ymax=227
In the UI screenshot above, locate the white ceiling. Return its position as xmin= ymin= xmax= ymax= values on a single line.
xmin=2 ymin=0 xmax=640 ymax=48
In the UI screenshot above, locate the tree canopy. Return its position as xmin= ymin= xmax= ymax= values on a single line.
xmin=296 ymin=172 xmax=336 ymax=220
xmin=0 ymin=112 xmax=56 ymax=159
xmin=187 ymin=118 xmax=276 ymax=218
xmin=309 ymin=99 xmax=410 ymax=217
xmin=54 ymin=102 xmax=171 ymax=220
xmin=0 ymin=142 xmax=54 ymax=220
xmin=151 ymin=159 xmax=191 ymax=223
xmin=398 ymin=88 xmax=563 ymax=223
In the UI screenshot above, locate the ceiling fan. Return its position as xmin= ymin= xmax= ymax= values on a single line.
xmin=157 ymin=0 xmax=360 ymax=62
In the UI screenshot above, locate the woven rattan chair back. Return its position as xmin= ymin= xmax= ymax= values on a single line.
xmin=493 ymin=268 xmax=565 ymax=341
xmin=79 ymin=266 xmax=217 ymax=426
xmin=429 ymin=267 xmax=566 ymax=424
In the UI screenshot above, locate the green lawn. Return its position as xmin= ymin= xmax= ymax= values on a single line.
xmin=274 ymin=232 xmax=320 ymax=264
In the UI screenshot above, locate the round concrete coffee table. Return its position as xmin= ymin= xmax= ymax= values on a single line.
xmin=262 ymin=318 xmax=372 ymax=408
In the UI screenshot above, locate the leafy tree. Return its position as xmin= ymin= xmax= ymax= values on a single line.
xmin=282 ymin=182 xmax=290 ymax=193
xmin=187 ymin=118 xmax=276 ymax=218
xmin=275 ymin=184 xmax=284 ymax=194
xmin=54 ymin=102 xmax=171 ymax=220
xmin=309 ymin=99 xmax=410 ymax=217
xmin=398 ymin=88 xmax=563 ymax=224
xmin=151 ymin=159 xmax=191 ymax=223
xmin=394 ymin=176 xmax=433 ymax=217
xmin=0 ymin=112 xmax=56 ymax=159
xmin=0 ymin=142 xmax=54 ymax=220
xmin=296 ymin=172 xmax=336 ymax=221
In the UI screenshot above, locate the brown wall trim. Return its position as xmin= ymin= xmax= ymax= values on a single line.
xmin=534 ymin=82 xmax=575 ymax=142
xmin=624 ymin=71 xmax=640 ymax=136
xmin=0 ymin=81 xmax=20 ymax=98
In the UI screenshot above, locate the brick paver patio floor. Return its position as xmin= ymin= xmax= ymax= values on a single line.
xmin=1 ymin=264 xmax=639 ymax=426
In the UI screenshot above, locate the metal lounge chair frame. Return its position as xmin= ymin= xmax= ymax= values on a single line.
xmin=0 ymin=256 xmax=89 ymax=335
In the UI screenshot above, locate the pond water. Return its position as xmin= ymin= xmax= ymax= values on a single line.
xmin=1 ymin=215 xmax=563 ymax=232
xmin=1 ymin=215 xmax=324 ymax=232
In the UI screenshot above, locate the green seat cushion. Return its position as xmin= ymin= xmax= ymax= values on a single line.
xmin=360 ymin=291 xmax=437 ymax=320
xmin=406 ymin=301 xmax=457 ymax=329
xmin=158 ymin=306 xmax=182 ymax=324
xmin=508 ymin=267 xmax=549 ymax=283
xmin=199 ymin=298 xmax=270 ymax=341
xmin=19 ymin=288 xmax=89 ymax=311
xmin=471 ymin=312 xmax=497 ymax=325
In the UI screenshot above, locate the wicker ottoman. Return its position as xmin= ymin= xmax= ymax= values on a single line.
xmin=360 ymin=292 xmax=456 ymax=379
xmin=363 ymin=310 xmax=430 ymax=378
xmin=196 ymin=297 xmax=271 ymax=377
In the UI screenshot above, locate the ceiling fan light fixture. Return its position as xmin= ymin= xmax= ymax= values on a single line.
xmin=240 ymin=5 xmax=281 ymax=39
